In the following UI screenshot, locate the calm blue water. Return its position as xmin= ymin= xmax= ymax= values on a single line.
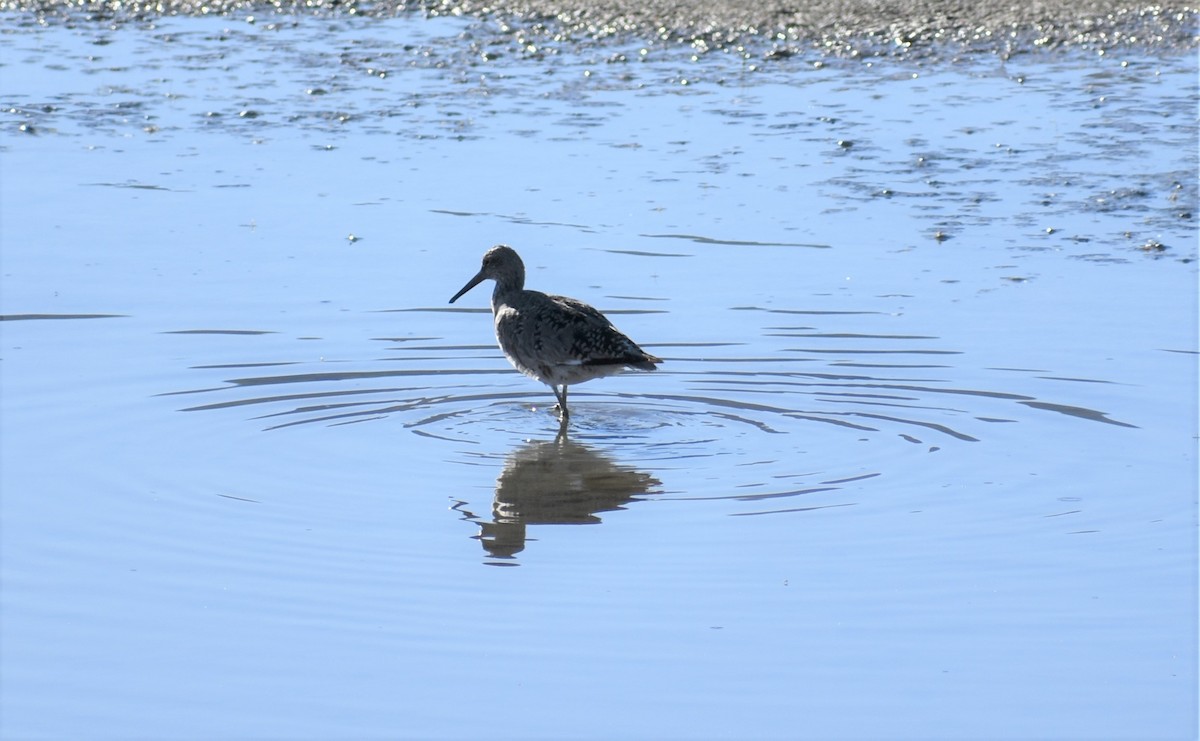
xmin=1 ymin=12 xmax=1197 ymax=739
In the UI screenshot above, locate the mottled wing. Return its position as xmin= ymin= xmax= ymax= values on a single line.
xmin=546 ymin=294 xmax=661 ymax=370
xmin=494 ymin=291 xmax=659 ymax=373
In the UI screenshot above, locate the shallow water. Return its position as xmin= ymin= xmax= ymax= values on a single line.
xmin=1 ymin=12 xmax=1197 ymax=740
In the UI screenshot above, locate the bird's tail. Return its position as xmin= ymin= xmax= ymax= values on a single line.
xmin=583 ymin=353 xmax=661 ymax=371
xmin=627 ymin=354 xmax=661 ymax=371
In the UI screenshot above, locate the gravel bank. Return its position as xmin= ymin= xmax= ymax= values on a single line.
xmin=408 ymin=0 xmax=1198 ymax=53
xmin=4 ymin=0 xmax=1197 ymax=55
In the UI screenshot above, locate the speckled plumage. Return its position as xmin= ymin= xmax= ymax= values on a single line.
xmin=449 ymin=244 xmax=661 ymax=419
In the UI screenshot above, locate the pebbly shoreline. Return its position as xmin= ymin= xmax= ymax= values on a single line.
xmin=3 ymin=0 xmax=1197 ymax=55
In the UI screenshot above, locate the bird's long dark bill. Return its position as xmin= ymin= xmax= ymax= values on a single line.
xmin=449 ymin=271 xmax=486 ymax=304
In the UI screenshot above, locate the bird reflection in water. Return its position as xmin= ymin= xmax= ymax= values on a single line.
xmin=453 ymin=432 xmax=662 ymax=561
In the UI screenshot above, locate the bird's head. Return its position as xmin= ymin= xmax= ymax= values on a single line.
xmin=449 ymin=244 xmax=525 ymax=303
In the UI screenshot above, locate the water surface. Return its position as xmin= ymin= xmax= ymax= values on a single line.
xmin=1 ymin=12 xmax=1197 ymax=740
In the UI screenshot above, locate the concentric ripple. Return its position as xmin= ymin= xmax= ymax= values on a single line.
xmin=160 ymin=301 xmax=1140 ymax=543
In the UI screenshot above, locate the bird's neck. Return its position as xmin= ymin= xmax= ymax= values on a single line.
xmin=490 ymin=281 xmax=520 ymax=314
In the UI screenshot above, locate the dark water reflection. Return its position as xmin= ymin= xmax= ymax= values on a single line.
xmin=452 ymin=433 xmax=662 ymax=562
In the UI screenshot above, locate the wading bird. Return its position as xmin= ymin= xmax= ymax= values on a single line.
xmin=449 ymin=244 xmax=661 ymax=420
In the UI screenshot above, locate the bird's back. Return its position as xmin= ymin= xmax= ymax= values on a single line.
xmin=493 ymin=289 xmax=660 ymax=385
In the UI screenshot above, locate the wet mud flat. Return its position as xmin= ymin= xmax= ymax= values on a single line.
xmin=4 ymin=0 xmax=1198 ymax=57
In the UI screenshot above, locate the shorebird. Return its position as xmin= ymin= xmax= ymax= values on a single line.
xmin=449 ymin=244 xmax=661 ymax=420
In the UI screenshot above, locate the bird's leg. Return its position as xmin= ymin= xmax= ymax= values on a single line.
xmin=552 ymin=385 xmax=570 ymax=420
